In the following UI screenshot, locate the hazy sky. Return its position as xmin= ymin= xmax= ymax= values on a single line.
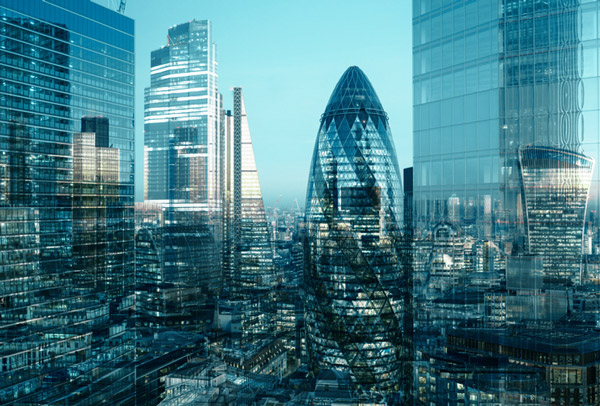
xmin=123 ymin=0 xmax=413 ymax=208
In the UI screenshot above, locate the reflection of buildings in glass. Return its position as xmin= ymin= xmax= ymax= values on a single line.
xmin=144 ymin=19 xmax=220 ymax=208
xmin=140 ymin=19 xmax=222 ymax=335
xmin=519 ymin=146 xmax=594 ymax=285
xmin=0 ymin=1 xmax=135 ymax=404
xmin=447 ymin=328 xmax=600 ymax=406
xmin=73 ymin=118 xmax=121 ymax=294
xmin=412 ymin=0 xmax=592 ymax=240
xmin=222 ymin=88 xmax=275 ymax=342
xmin=412 ymin=2 xmax=600 ymax=405
xmin=135 ymin=220 xmax=219 ymax=331
xmin=304 ymin=66 xmax=411 ymax=401
xmin=415 ymin=350 xmax=550 ymax=405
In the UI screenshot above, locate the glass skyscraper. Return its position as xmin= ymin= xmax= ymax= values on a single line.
xmin=413 ymin=2 xmax=600 ymax=404
xmin=139 ymin=20 xmax=222 ymax=334
xmin=413 ymin=0 xmax=600 ymax=242
xmin=413 ymin=0 xmax=501 ymax=236
xmin=519 ymin=146 xmax=594 ymax=285
xmin=0 ymin=0 xmax=135 ymax=403
xmin=304 ymin=66 xmax=412 ymax=402
xmin=144 ymin=19 xmax=220 ymax=210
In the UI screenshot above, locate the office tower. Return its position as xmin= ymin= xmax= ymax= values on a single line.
xmin=73 ymin=117 xmax=122 ymax=298
xmin=222 ymin=87 xmax=275 ymax=342
xmin=0 ymin=0 xmax=135 ymax=404
xmin=144 ymin=19 xmax=220 ymax=208
xmin=413 ymin=2 xmax=600 ymax=405
xmin=72 ymin=117 xmax=136 ymax=403
xmin=139 ymin=20 xmax=222 ymax=333
xmin=304 ymin=66 xmax=412 ymax=401
xmin=519 ymin=146 xmax=594 ymax=285
xmin=412 ymin=0 xmax=600 ymax=244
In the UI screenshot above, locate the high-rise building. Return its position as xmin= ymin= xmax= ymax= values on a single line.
xmin=519 ymin=146 xmax=594 ymax=285
xmin=304 ymin=66 xmax=412 ymax=402
xmin=0 ymin=0 xmax=135 ymax=403
xmin=412 ymin=2 xmax=600 ymax=404
xmin=139 ymin=20 xmax=222 ymax=334
xmin=412 ymin=0 xmax=600 ymax=244
xmin=144 ymin=19 xmax=220 ymax=209
xmin=222 ymin=87 xmax=275 ymax=342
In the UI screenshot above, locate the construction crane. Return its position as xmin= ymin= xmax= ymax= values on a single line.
xmin=117 ymin=0 xmax=126 ymax=13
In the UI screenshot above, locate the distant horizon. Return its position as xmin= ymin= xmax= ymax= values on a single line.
xmin=124 ymin=0 xmax=413 ymax=209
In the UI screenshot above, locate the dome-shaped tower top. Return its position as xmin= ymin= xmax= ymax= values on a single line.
xmin=323 ymin=66 xmax=385 ymax=119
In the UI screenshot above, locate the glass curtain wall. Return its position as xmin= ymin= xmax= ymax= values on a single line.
xmin=0 ymin=0 xmax=135 ymax=403
xmin=412 ymin=1 xmax=600 ymax=404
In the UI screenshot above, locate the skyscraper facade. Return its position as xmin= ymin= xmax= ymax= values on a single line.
xmin=222 ymin=87 xmax=275 ymax=342
xmin=144 ymin=19 xmax=220 ymax=210
xmin=412 ymin=0 xmax=600 ymax=243
xmin=139 ymin=20 xmax=222 ymax=334
xmin=412 ymin=2 xmax=600 ymax=404
xmin=519 ymin=146 xmax=594 ymax=285
xmin=0 ymin=0 xmax=135 ymax=403
xmin=304 ymin=66 xmax=412 ymax=402
xmin=413 ymin=0 xmax=501 ymax=236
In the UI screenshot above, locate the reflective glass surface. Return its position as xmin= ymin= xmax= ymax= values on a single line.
xmin=222 ymin=88 xmax=276 ymax=343
xmin=0 ymin=0 xmax=135 ymax=403
xmin=138 ymin=20 xmax=222 ymax=337
xmin=412 ymin=1 xmax=600 ymax=405
xmin=304 ymin=66 xmax=412 ymax=402
xmin=144 ymin=20 xmax=220 ymax=209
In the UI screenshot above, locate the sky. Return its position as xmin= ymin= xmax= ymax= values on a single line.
xmin=122 ymin=0 xmax=413 ymax=209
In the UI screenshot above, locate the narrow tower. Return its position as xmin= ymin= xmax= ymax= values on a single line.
xmin=223 ymin=88 xmax=275 ymax=342
xmin=304 ymin=66 xmax=412 ymax=401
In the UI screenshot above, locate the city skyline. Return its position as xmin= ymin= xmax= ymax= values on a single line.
xmin=122 ymin=0 xmax=413 ymax=208
xmin=3 ymin=1 xmax=600 ymax=404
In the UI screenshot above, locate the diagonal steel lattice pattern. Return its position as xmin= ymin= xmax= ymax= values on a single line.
xmin=304 ymin=66 xmax=412 ymax=402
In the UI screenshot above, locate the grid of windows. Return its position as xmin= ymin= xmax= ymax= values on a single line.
xmin=412 ymin=2 xmax=600 ymax=405
xmin=0 ymin=1 xmax=134 ymax=403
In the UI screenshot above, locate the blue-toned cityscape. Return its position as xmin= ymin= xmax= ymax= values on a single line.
xmin=1 ymin=0 xmax=600 ymax=405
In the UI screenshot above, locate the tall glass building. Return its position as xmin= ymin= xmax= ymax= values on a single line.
xmin=413 ymin=0 xmax=502 ymax=236
xmin=412 ymin=2 xmax=600 ymax=404
xmin=304 ymin=66 xmax=412 ymax=402
xmin=144 ymin=19 xmax=220 ymax=210
xmin=223 ymin=87 xmax=275 ymax=342
xmin=0 ymin=0 xmax=135 ymax=403
xmin=519 ymin=146 xmax=594 ymax=285
xmin=140 ymin=20 xmax=222 ymax=334
xmin=413 ymin=0 xmax=600 ymax=242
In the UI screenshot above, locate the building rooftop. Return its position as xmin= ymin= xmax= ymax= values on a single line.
xmin=448 ymin=327 xmax=600 ymax=355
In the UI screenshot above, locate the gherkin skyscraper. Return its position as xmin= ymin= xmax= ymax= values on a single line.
xmin=304 ymin=66 xmax=412 ymax=402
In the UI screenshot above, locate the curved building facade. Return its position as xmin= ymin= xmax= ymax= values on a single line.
xmin=519 ymin=146 xmax=594 ymax=285
xmin=304 ymin=66 xmax=411 ymax=401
